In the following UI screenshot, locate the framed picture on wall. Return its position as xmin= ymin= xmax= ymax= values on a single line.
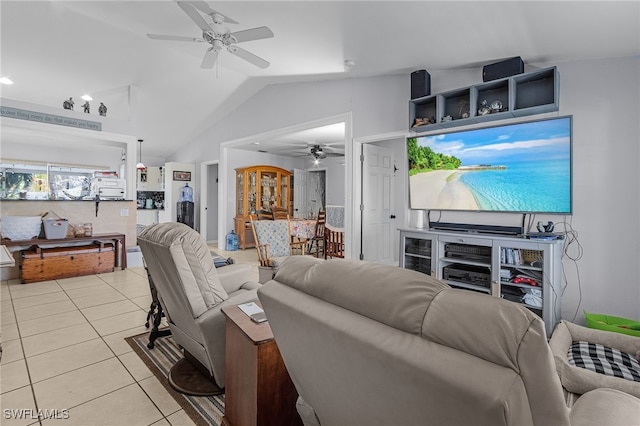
xmin=173 ymin=171 xmax=191 ymax=181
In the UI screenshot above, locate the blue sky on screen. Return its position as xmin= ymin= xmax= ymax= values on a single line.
xmin=417 ymin=117 xmax=571 ymax=165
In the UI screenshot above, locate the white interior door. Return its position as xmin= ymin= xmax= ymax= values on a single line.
xmin=362 ymin=144 xmax=394 ymax=264
xmin=293 ymin=168 xmax=308 ymax=219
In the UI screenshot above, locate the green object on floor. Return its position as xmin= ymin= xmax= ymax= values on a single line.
xmin=584 ymin=311 xmax=640 ymax=337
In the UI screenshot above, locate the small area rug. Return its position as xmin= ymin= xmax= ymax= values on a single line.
xmin=126 ymin=331 xmax=224 ymax=426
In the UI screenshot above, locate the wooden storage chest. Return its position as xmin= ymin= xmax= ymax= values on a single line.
xmin=20 ymin=242 xmax=115 ymax=284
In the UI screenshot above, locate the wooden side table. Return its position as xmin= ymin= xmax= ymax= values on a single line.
xmin=221 ymin=304 xmax=302 ymax=426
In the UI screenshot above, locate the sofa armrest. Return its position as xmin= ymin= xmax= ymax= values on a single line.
xmin=570 ymin=388 xmax=640 ymax=425
xmin=217 ymin=263 xmax=253 ymax=294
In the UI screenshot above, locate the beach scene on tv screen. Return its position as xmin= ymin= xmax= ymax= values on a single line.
xmin=408 ymin=117 xmax=571 ymax=213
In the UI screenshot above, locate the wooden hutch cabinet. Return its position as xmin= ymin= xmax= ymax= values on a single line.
xmin=234 ymin=165 xmax=292 ymax=249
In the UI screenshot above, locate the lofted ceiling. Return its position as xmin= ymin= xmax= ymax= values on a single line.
xmin=1 ymin=1 xmax=638 ymax=159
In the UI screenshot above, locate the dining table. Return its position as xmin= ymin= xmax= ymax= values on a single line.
xmin=289 ymin=219 xmax=317 ymax=240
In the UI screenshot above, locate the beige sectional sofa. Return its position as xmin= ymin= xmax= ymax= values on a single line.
xmin=258 ymin=256 xmax=640 ymax=426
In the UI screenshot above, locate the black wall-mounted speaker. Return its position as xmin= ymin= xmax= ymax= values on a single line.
xmin=482 ymin=57 xmax=524 ymax=82
xmin=411 ymin=70 xmax=431 ymax=99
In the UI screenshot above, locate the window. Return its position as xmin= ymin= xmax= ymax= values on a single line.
xmin=0 ymin=160 xmax=107 ymax=200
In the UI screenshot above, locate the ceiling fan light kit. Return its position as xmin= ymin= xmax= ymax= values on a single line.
xmin=147 ymin=1 xmax=274 ymax=70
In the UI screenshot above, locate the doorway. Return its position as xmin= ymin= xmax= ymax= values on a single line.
xmin=353 ymin=132 xmax=407 ymax=264
xmin=218 ymin=113 xmax=351 ymax=246
xmin=307 ymin=170 xmax=326 ymax=217
xmin=200 ymin=162 xmax=219 ymax=243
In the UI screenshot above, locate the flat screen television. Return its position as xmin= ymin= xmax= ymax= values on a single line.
xmin=407 ymin=115 xmax=572 ymax=214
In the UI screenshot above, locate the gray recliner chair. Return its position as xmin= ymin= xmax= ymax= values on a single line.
xmin=138 ymin=222 xmax=260 ymax=395
xmin=258 ymin=256 xmax=640 ymax=426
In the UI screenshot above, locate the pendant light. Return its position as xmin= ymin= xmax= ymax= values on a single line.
xmin=136 ymin=139 xmax=146 ymax=170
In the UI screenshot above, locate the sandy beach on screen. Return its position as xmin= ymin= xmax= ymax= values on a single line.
xmin=409 ymin=170 xmax=480 ymax=210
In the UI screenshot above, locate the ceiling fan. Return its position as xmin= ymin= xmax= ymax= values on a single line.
xmin=147 ymin=1 xmax=274 ymax=69
xmin=309 ymin=144 xmax=344 ymax=159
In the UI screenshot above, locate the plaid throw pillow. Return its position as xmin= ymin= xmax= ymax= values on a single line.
xmin=568 ymin=341 xmax=640 ymax=382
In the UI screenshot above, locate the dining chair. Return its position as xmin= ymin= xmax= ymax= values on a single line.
xmin=325 ymin=228 xmax=344 ymax=259
xmin=256 ymin=210 xmax=273 ymax=220
xmin=307 ymin=209 xmax=326 ymax=257
xmin=250 ymin=218 xmax=306 ymax=282
xmin=272 ymin=207 xmax=289 ymax=220
xmin=325 ymin=205 xmax=345 ymax=259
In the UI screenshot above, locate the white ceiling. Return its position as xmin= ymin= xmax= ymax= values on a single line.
xmin=1 ymin=1 xmax=638 ymax=159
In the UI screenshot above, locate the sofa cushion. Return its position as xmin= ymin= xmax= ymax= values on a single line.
xmin=273 ymin=256 xmax=450 ymax=335
xmin=568 ymin=341 xmax=640 ymax=382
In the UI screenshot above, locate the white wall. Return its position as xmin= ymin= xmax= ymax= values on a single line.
xmin=1 ymin=140 xmax=124 ymax=172
xmin=170 ymin=57 xmax=640 ymax=323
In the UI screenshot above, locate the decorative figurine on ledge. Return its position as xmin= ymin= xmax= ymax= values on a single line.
xmin=98 ymin=102 xmax=107 ymax=117
xmin=63 ymin=97 xmax=74 ymax=110
xmin=412 ymin=117 xmax=435 ymax=127
xmin=457 ymin=99 xmax=469 ymax=118
xmin=82 ymin=101 xmax=90 ymax=113
xmin=478 ymin=99 xmax=491 ymax=116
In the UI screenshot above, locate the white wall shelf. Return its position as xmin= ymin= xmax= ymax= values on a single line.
xmin=409 ymin=66 xmax=559 ymax=131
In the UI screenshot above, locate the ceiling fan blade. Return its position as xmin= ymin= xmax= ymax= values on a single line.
xmin=228 ymin=46 xmax=270 ymax=69
xmin=147 ymin=34 xmax=203 ymax=42
xmin=201 ymin=47 xmax=219 ymax=69
xmin=230 ymin=26 xmax=274 ymax=43
xmin=322 ymin=146 xmax=345 ymax=155
xmin=177 ymin=1 xmax=213 ymax=32
xmin=186 ymin=1 xmax=239 ymax=24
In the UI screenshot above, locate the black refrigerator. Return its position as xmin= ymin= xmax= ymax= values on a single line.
xmin=177 ymin=201 xmax=194 ymax=228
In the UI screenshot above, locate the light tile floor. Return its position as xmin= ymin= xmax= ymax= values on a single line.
xmin=0 ymin=244 xmax=260 ymax=426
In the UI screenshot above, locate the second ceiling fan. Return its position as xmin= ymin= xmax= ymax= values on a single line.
xmin=147 ymin=1 xmax=274 ymax=69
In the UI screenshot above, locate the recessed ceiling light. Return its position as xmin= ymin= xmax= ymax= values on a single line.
xmin=252 ymin=142 xmax=260 ymax=145
xmin=0 ymin=77 xmax=14 ymax=85
xmin=81 ymin=94 xmax=93 ymax=101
